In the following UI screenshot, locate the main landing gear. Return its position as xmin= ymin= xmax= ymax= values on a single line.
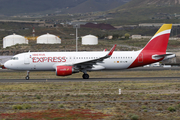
xmin=82 ymin=70 xmax=89 ymax=79
xmin=25 ymin=71 xmax=30 ymax=80
xmin=82 ymin=73 xmax=89 ymax=79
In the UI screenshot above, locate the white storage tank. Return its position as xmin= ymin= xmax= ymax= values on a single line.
xmin=37 ymin=33 xmax=61 ymax=44
xmin=82 ymin=35 xmax=98 ymax=45
xmin=3 ymin=33 xmax=28 ymax=48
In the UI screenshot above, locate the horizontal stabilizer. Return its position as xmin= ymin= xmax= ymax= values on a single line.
xmin=153 ymin=54 xmax=174 ymax=58
xmin=152 ymin=53 xmax=176 ymax=60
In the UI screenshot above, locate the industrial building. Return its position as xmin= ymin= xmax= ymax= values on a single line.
xmin=37 ymin=33 xmax=61 ymax=44
xmin=82 ymin=35 xmax=98 ymax=45
xmin=3 ymin=34 xmax=28 ymax=48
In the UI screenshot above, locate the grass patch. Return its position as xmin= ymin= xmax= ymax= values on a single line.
xmin=168 ymin=106 xmax=176 ymax=112
xmin=0 ymin=70 xmax=180 ymax=119
xmin=12 ymin=104 xmax=32 ymax=110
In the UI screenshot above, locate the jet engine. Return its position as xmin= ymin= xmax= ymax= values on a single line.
xmin=56 ymin=66 xmax=78 ymax=76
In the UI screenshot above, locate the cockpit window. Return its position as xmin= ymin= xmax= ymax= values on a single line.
xmin=11 ymin=57 xmax=18 ymax=60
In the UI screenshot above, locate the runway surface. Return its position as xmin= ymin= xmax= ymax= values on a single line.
xmin=1 ymin=67 xmax=180 ymax=82
xmin=0 ymin=77 xmax=180 ymax=83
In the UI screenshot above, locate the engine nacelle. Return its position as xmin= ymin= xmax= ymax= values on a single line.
xmin=56 ymin=66 xmax=78 ymax=76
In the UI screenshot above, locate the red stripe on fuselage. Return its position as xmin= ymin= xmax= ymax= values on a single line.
xmin=128 ymin=33 xmax=170 ymax=68
xmin=128 ymin=51 xmax=164 ymax=68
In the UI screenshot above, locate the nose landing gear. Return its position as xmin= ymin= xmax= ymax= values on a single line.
xmin=25 ymin=71 xmax=30 ymax=80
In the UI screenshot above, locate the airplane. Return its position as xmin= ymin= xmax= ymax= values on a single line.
xmin=4 ymin=24 xmax=175 ymax=80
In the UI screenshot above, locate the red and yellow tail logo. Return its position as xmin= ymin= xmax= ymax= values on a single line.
xmin=143 ymin=24 xmax=172 ymax=53
xmin=129 ymin=24 xmax=172 ymax=68
xmin=155 ymin=24 xmax=172 ymax=36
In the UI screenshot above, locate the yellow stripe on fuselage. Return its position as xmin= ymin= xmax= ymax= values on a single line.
xmin=155 ymin=24 xmax=172 ymax=35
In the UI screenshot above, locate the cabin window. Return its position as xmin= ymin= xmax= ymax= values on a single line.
xmin=11 ymin=57 xmax=18 ymax=60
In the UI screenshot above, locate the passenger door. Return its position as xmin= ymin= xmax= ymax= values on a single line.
xmin=24 ymin=54 xmax=30 ymax=64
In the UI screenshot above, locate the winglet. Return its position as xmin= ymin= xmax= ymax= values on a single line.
xmin=103 ymin=49 xmax=107 ymax=52
xmin=108 ymin=44 xmax=117 ymax=56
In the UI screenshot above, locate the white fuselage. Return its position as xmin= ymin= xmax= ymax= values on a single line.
xmin=5 ymin=51 xmax=141 ymax=71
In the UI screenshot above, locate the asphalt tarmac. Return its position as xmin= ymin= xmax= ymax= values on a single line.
xmin=0 ymin=66 xmax=177 ymax=72
xmin=0 ymin=67 xmax=180 ymax=82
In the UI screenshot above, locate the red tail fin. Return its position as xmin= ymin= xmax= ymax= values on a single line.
xmin=142 ymin=24 xmax=172 ymax=52
xmin=128 ymin=24 xmax=172 ymax=68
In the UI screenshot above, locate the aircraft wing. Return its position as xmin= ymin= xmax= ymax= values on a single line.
xmin=72 ymin=44 xmax=116 ymax=70
xmin=74 ymin=44 xmax=116 ymax=65
xmin=54 ymin=45 xmax=116 ymax=70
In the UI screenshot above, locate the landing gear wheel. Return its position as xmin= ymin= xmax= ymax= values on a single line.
xmin=83 ymin=74 xmax=89 ymax=79
xmin=25 ymin=71 xmax=30 ymax=80
xmin=25 ymin=76 xmax=29 ymax=80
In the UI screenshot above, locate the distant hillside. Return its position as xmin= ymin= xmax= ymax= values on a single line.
xmin=0 ymin=0 xmax=86 ymax=15
xmin=104 ymin=0 xmax=180 ymax=25
xmin=125 ymin=0 xmax=180 ymax=6
xmin=81 ymin=22 xmax=116 ymax=30
xmin=0 ymin=0 xmax=131 ymax=16
xmin=66 ymin=0 xmax=130 ymax=13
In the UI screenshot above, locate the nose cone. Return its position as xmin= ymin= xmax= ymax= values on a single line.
xmin=4 ymin=61 xmax=10 ymax=69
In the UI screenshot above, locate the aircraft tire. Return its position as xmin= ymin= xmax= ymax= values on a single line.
xmin=25 ymin=76 xmax=29 ymax=80
xmin=83 ymin=74 xmax=89 ymax=79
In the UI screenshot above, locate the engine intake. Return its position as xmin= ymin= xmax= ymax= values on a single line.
xmin=56 ymin=66 xmax=78 ymax=76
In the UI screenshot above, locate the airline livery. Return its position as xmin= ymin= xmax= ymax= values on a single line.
xmin=4 ymin=24 xmax=175 ymax=80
